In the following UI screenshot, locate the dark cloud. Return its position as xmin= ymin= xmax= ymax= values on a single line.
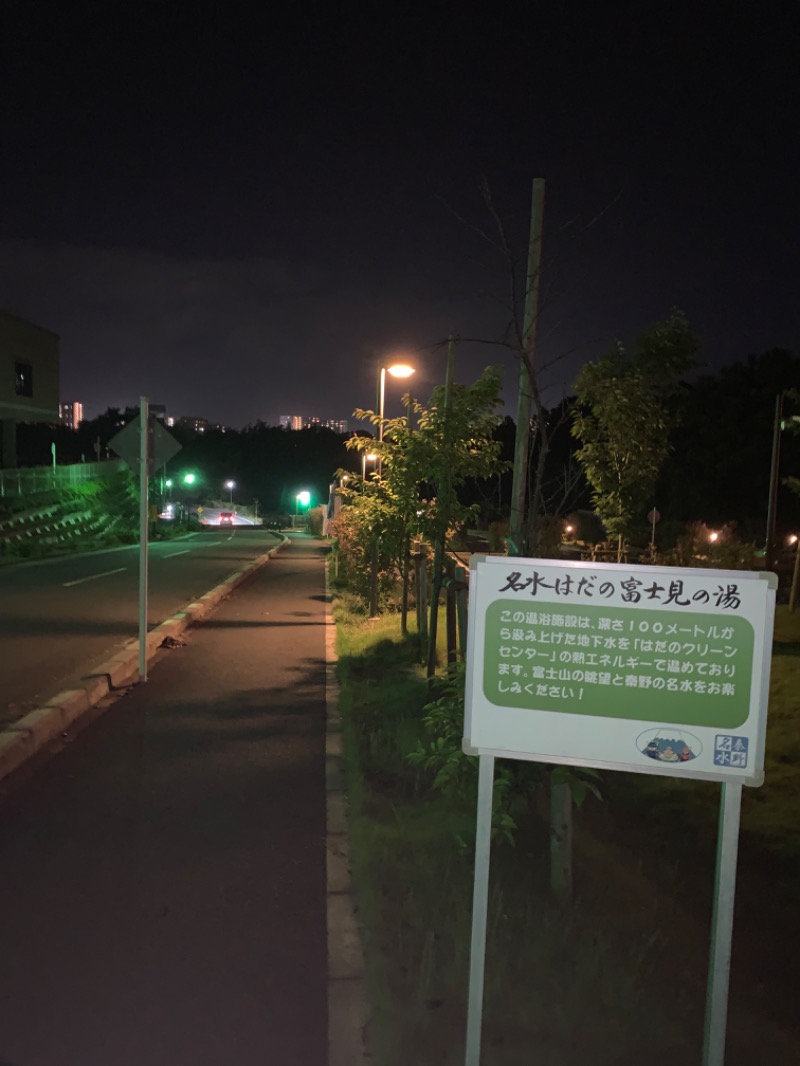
xmin=1 ymin=3 xmax=798 ymax=428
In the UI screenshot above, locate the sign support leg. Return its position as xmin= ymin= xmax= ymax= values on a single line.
xmin=465 ymin=753 xmax=495 ymax=1066
xmin=702 ymin=781 xmax=743 ymax=1066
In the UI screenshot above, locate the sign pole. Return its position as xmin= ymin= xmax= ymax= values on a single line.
xmin=702 ymin=781 xmax=743 ymax=1066
xmin=138 ymin=395 xmax=149 ymax=682
xmin=465 ymin=753 xmax=495 ymax=1066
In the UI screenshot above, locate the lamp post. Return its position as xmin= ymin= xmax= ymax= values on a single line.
xmin=765 ymin=392 xmax=800 ymax=569
xmin=377 ymin=362 xmax=415 ymax=476
xmin=225 ymin=479 xmax=235 ymax=506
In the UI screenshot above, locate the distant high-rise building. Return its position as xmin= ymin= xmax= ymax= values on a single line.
xmin=59 ymin=401 xmax=83 ymax=429
xmin=323 ymin=419 xmax=348 ymax=434
xmin=280 ymin=415 xmax=348 ymax=432
xmin=279 ymin=414 xmax=304 ymax=431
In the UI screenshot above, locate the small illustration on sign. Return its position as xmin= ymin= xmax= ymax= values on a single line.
xmin=638 ymin=727 xmax=702 ymax=764
xmin=714 ymin=734 xmax=749 ymax=768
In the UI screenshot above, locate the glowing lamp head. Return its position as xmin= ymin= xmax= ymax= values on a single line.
xmin=387 ymin=364 xmax=415 ymax=379
xmin=297 ymin=491 xmax=311 ymax=507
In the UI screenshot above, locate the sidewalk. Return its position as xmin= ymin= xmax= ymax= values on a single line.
xmin=0 ymin=533 xmax=365 ymax=1066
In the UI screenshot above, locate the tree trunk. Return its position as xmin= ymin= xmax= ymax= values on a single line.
xmin=549 ymin=777 xmax=573 ymax=901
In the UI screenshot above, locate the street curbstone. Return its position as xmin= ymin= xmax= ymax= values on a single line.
xmin=326 ymin=756 xmax=345 ymax=793
xmin=327 ymin=892 xmax=365 ymax=980
xmin=326 ymin=837 xmax=352 ymax=895
xmin=325 ymin=560 xmax=370 ymax=1066
xmin=325 ymin=731 xmax=343 ymax=758
xmin=327 ymin=979 xmax=370 ymax=1066
xmin=326 ymin=791 xmax=349 ymax=836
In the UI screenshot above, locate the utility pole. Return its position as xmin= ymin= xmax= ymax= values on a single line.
xmin=765 ymin=392 xmax=783 ymax=570
xmin=508 ymin=178 xmax=546 ymax=557
xmin=427 ymin=336 xmax=456 ymax=682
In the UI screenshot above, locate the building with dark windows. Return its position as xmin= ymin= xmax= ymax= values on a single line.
xmin=1 ymin=310 xmax=60 ymax=468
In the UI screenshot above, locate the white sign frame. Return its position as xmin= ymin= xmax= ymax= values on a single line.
xmin=463 ymin=555 xmax=776 ymax=787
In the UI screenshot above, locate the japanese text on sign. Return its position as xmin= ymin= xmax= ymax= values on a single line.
xmin=498 ymin=570 xmax=743 ymax=610
xmin=483 ymin=601 xmax=754 ymax=728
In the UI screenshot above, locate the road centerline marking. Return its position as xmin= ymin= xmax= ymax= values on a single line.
xmin=63 ymin=567 xmax=127 ymax=587
xmin=163 ymin=549 xmax=191 ymax=558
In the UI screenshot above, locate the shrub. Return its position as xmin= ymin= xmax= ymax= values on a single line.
xmin=661 ymin=521 xmax=756 ymax=570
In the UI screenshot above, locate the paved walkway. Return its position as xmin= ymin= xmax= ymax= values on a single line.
xmin=0 ymin=534 xmax=346 ymax=1066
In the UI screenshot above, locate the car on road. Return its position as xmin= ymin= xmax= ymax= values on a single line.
xmin=219 ymin=512 xmax=234 ymax=526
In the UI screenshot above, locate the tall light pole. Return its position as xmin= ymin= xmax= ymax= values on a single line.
xmin=377 ymin=362 xmax=415 ymax=476
xmin=765 ymin=392 xmax=800 ymax=568
xmin=225 ymin=479 xmax=235 ymax=506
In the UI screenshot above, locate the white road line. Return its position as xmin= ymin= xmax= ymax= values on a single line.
xmin=163 ymin=549 xmax=191 ymax=558
xmin=63 ymin=567 xmax=127 ymax=587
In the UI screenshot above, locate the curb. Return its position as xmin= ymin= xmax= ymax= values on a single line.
xmin=0 ymin=535 xmax=291 ymax=784
xmin=325 ymin=568 xmax=370 ymax=1066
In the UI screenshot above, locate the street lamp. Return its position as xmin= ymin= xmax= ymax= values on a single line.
xmin=225 ymin=479 xmax=235 ymax=506
xmin=295 ymin=490 xmax=311 ymax=528
xmin=377 ymin=362 xmax=415 ymax=475
xmin=362 ymin=451 xmax=378 ymax=480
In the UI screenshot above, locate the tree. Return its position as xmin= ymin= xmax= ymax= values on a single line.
xmin=343 ymin=363 xmax=508 ymax=654
xmin=571 ymin=310 xmax=699 ymax=558
xmin=659 ymin=349 xmax=800 ymax=534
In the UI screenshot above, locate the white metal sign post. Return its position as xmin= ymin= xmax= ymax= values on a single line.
xmin=108 ymin=397 xmax=182 ymax=682
xmin=462 ymin=556 xmax=776 ymax=1066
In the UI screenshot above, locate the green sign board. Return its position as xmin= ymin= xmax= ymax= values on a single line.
xmin=483 ymin=602 xmax=753 ymax=728
xmin=464 ymin=557 xmax=776 ymax=786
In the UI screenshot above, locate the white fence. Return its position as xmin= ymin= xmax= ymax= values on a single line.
xmin=0 ymin=459 xmax=128 ymax=497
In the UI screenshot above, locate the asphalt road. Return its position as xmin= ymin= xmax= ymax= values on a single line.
xmin=0 ymin=534 xmax=329 ymax=1066
xmin=0 ymin=528 xmax=282 ymax=720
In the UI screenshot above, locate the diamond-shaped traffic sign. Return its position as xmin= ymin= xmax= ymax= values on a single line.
xmin=108 ymin=415 xmax=182 ymax=476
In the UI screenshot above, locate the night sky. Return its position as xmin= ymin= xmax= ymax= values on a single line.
xmin=2 ymin=2 xmax=798 ymax=428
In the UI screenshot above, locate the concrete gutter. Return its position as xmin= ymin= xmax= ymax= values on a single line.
xmin=0 ymin=535 xmax=291 ymax=784
xmin=325 ymin=568 xmax=370 ymax=1065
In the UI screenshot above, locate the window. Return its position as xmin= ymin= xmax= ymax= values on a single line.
xmin=15 ymin=362 xmax=33 ymax=397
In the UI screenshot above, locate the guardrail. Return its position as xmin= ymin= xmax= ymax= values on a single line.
xmin=0 ymin=459 xmax=128 ymax=497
